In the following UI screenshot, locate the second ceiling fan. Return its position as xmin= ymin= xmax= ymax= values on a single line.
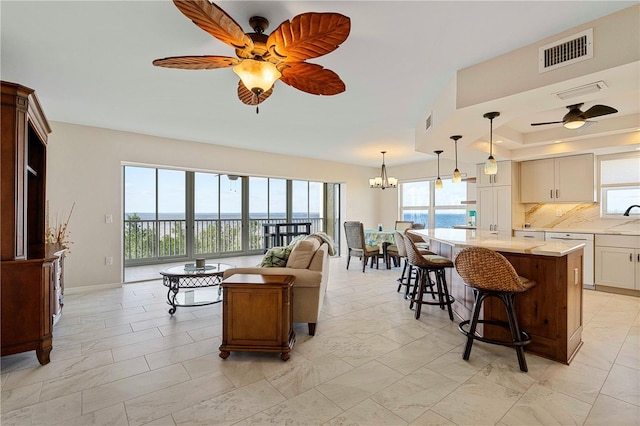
xmin=153 ymin=0 xmax=351 ymax=112
xmin=530 ymin=102 xmax=618 ymax=129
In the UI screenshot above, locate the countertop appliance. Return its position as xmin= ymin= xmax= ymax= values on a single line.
xmin=545 ymin=232 xmax=594 ymax=288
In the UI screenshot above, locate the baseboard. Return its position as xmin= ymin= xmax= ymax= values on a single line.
xmin=594 ymin=285 xmax=640 ymax=297
xmin=65 ymin=282 xmax=123 ymax=294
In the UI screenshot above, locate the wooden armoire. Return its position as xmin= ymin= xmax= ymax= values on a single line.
xmin=1 ymin=81 xmax=64 ymax=365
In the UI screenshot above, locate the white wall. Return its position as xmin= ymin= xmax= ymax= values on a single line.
xmin=47 ymin=122 xmax=380 ymax=289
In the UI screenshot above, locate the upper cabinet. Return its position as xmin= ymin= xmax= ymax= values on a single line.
xmin=520 ymin=154 xmax=595 ymax=203
xmin=476 ymin=161 xmax=513 ymax=187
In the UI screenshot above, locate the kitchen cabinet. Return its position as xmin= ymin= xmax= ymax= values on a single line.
xmin=476 ymin=161 xmax=513 ymax=187
xmin=520 ymin=154 xmax=595 ymax=203
xmin=595 ymin=234 xmax=640 ymax=291
xmin=476 ymin=161 xmax=519 ymax=235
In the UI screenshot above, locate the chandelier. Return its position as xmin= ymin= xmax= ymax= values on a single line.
xmin=369 ymin=151 xmax=397 ymax=190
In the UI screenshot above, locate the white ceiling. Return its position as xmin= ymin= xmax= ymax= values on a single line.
xmin=1 ymin=1 xmax=637 ymax=168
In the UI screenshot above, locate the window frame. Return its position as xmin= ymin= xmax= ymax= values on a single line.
xmin=399 ymin=178 xmax=468 ymax=228
xmin=598 ymin=152 xmax=640 ymax=218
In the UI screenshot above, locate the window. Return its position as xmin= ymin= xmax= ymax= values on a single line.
xmin=123 ymin=166 xmax=331 ymax=267
xmin=400 ymin=181 xmax=429 ymax=225
xmin=434 ymin=178 xmax=467 ymax=228
xmin=400 ymin=179 xmax=468 ymax=228
xmin=599 ymin=153 xmax=640 ymax=217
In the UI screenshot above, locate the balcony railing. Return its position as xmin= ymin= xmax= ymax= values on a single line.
xmin=124 ymin=217 xmax=324 ymax=264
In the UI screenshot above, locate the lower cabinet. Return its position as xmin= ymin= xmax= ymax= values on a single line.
xmin=595 ymin=234 xmax=640 ymax=291
xmin=0 ymin=246 xmax=65 ymax=365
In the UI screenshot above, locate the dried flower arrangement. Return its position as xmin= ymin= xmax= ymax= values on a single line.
xmin=46 ymin=201 xmax=75 ymax=251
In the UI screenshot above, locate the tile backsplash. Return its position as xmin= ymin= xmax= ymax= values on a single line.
xmin=523 ymin=202 xmax=640 ymax=233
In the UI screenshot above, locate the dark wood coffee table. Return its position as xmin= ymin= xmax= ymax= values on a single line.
xmin=160 ymin=263 xmax=234 ymax=314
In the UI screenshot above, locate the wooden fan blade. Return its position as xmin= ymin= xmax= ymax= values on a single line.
xmin=173 ymin=0 xmax=253 ymax=52
xmin=582 ymin=104 xmax=618 ymax=119
xmin=279 ymin=62 xmax=345 ymax=95
xmin=153 ymin=55 xmax=239 ymax=70
xmin=237 ymin=81 xmax=273 ymax=105
xmin=530 ymin=121 xmax=563 ymax=126
xmin=267 ymin=12 xmax=350 ymax=62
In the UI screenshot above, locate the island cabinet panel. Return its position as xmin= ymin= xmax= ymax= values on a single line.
xmin=481 ymin=250 xmax=583 ymax=364
xmin=443 ymin=245 xmax=583 ymax=364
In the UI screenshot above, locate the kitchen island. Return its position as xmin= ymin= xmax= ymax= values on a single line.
xmin=410 ymin=228 xmax=585 ymax=365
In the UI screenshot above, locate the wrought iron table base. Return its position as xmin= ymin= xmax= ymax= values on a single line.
xmin=163 ymin=275 xmax=223 ymax=315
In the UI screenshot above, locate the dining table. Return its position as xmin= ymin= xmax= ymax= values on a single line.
xmin=364 ymin=229 xmax=396 ymax=269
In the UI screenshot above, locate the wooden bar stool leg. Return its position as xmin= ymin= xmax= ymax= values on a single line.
xmin=409 ymin=268 xmax=420 ymax=310
xmin=503 ymin=293 xmax=528 ymax=372
xmin=463 ymin=289 xmax=485 ymax=361
xmin=414 ymin=269 xmax=426 ymax=319
xmin=436 ymin=269 xmax=455 ymax=321
xmin=397 ymin=259 xmax=408 ymax=292
xmin=405 ymin=265 xmax=414 ymax=298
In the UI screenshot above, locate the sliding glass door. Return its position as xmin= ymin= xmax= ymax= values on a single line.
xmin=124 ymin=165 xmax=334 ymax=265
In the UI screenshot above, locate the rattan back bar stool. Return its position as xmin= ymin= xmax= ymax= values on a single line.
xmin=405 ymin=238 xmax=455 ymax=321
xmin=454 ymin=247 xmax=536 ymax=372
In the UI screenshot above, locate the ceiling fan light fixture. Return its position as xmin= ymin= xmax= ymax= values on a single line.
xmin=563 ymin=119 xmax=586 ymax=129
xmin=233 ymin=59 xmax=281 ymax=95
xmin=483 ymin=112 xmax=500 ymax=175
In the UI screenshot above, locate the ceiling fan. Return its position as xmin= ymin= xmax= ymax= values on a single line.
xmin=530 ymin=103 xmax=618 ymax=129
xmin=153 ymin=0 xmax=351 ymax=113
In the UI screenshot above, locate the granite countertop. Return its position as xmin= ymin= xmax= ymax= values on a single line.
xmin=514 ymin=227 xmax=640 ymax=236
xmin=411 ymin=228 xmax=585 ymax=257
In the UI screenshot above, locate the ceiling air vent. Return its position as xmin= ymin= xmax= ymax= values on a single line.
xmin=425 ymin=112 xmax=433 ymax=132
xmin=539 ymin=28 xmax=593 ymax=73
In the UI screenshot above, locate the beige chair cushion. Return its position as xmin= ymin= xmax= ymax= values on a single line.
xmin=287 ymin=239 xmax=320 ymax=269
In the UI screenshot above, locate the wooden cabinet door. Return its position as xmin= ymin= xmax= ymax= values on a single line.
xmin=476 ymin=164 xmax=494 ymax=188
xmin=494 ymin=185 xmax=512 ymax=234
xmin=476 ymin=161 xmax=512 ymax=188
xmin=520 ymin=158 xmax=554 ymax=203
xmin=595 ymin=246 xmax=635 ymax=289
xmin=477 ymin=186 xmax=495 ymax=231
xmin=636 ymin=250 xmax=640 ymax=290
xmin=555 ymin=154 xmax=595 ymax=202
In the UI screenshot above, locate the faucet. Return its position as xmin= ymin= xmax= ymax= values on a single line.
xmin=623 ymin=205 xmax=640 ymax=216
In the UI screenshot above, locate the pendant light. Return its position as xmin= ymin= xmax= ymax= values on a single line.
xmin=434 ymin=150 xmax=443 ymax=189
xmin=451 ymin=135 xmax=462 ymax=183
xmin=369 ymin=151 xmax=397 ymax=190
xmin=483 ymin=112 xmax=500 ymax=175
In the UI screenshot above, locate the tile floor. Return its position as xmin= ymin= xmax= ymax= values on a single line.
xmin=1 ymin=255 xmax=639 ymax=425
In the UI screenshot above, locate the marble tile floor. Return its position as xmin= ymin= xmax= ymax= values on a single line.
xmin=1 ymin=256 xmax=639 ymax=425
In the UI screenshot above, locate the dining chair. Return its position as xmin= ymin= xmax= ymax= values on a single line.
xmin=343 ymin=221 xmax=380 ymax=272
xmin=394 ymin=221 xmax=414 ymax=232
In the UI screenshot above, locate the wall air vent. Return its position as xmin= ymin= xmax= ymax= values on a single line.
xmin=539 ymin=28 xmax=593 ymax=73
xmin=425 ymin=112 xmax=432 ymax=132
xmin=554 ymin=81 xmax=607 ymax=100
